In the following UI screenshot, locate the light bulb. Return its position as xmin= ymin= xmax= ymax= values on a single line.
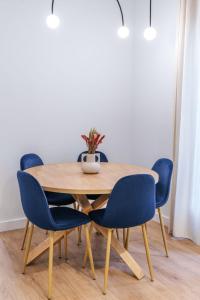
xmin=144 ymin=26 xmax=157 ymax=41
xmin=118 ymin=26 xmax=130 ymax=39
xmin=46 ymin=14 xmax=60 ymax=29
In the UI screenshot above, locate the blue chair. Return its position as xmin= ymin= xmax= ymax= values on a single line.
xmin=20 ymin=153 xmax=76 ymax=251
xmin=88 ymin=174 xmax=156 ymax=294
xmin=152 ymin=158 xmax=173 ymax=257
xmin=17 ymin=171 xmax=95 ymax=300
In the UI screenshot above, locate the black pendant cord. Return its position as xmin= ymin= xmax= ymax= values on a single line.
xmin=115 ymin=0 xmax=124 ymax=26
xmin=50 ymin=0 xmax=125 ymax=27
xmin=149 ymin=0 xmax=152 ymax=27
xmin=51 ymin=0 xmax=55 ymax=14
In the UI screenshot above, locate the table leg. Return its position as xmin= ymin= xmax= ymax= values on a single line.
xmin=93 ymin=223 xmax=144 ymax=280
xmin=27 ymin=229 xmax=73 ymax=265
xmin=73 ymin=194 xmax=93 ymax=213
xmin=91 ymin=194 xmax=109 ymax=210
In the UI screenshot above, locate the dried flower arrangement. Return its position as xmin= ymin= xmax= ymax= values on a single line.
xmin=81 ymin=128 xmax=105 ymax=154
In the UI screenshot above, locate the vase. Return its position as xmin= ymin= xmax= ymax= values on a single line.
xmin=81 ymin=153 xmax=100 ymax=174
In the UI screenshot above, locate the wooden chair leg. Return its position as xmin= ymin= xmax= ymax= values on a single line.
xmin=103 ymin=229 xmax=112 ymax=295
xmin=158 ymin=207 xmax=169 ymax=257
xmin=123 ymin=228 xmax=126 ymax=247
xmin=145 ymin=222 xmax=148 ymax=233
xmin=77 ymin=226 xmax=82 ymax=246
xmin=116 ymin=229 xmax=120 ymax=240
xmin=76 ymin=204 xmax=82 ymax=246
xmin=58 ymin=239 xmax=62 ymax=258
xmin=73 ymin=202 xmax=82 ymax=245
xmin=125 ymin=228 xmax=130 ymax=250
xmin=64 ymin=231 xmax=68 ymax=260
xmin=83 ymin=222 xmax=93 ymax=268
xmin=84 ymin=225 xmax=96 ymax=280
xmin=23 ymin=223 xmax=34 ymax=274
xmin=21 ymin=219 xmax=30 ymax=250
xmin=48 ymin=231 xmax=54 ymax=300
xmin=141 ymin=224 xmax=154 ymax=281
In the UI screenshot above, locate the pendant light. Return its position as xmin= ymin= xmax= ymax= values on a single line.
xmin=46 ymin=0 xmax=60 ymax=29
xmin=144 ymin=0 xmax=157 ymax=41
xmin=46 ymin=0 xmax=129 ymax=39
xmin=116 ymin=0 xmax=130 ymax=39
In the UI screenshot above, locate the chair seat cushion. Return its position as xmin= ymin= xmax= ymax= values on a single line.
xmin=50 ymin=207 xmax=90 ymax=231
xmin=89 ymin=209 xmax=106 ymax=227
xmin=45 ymin=191 xmax=75 ymax=206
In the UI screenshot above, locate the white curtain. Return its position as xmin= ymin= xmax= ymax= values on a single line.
xmin=172 ymin=0 xmax=200 ymax=244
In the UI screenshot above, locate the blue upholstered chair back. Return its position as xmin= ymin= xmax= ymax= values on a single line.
xmin=77 ymin=151 xmax=108 ymax=163
xmin=20 ymin=153 xmax=44 ymax=171
xmin=152 ymin=159 xmax=173 ymax=208
xmin=101 ymin=174 xmax=155 ymax=228
xmin=17 ymin=171 xmax=55 ymax=230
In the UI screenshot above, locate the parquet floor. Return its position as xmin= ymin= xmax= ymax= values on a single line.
xmin=0 ymin=221 xmax=200 ymax=300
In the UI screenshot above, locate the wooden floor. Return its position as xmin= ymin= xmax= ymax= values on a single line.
xmin=0 ymin=221 xmax=200 ymax=300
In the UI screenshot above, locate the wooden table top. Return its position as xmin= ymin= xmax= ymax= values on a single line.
xmin=26 ymin=162 xmax=158 ymax=195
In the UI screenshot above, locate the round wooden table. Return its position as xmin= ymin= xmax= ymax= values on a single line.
xmin=25 ymin=162 xmax=158 ymax=281
xmin=26 ymin=162 xmax=158 ymax=194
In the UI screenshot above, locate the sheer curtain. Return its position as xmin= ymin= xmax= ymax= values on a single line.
xmin=172 ymin=0 xmax=200 ymax=244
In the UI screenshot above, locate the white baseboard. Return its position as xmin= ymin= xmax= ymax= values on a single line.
xmin=153 ymin=211 xmax=169 ymax=228
xmin=0 ymin=217 xmax=26 ymax=232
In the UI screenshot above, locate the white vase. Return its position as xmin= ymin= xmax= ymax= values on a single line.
xmin=81 ymin=153 xmax=100 ymax=174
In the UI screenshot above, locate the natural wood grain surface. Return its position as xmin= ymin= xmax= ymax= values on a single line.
xmin=1 ymin=222 xmax=200 ymax=300
xmin=26 ymin=163 xmax=158 ymax=194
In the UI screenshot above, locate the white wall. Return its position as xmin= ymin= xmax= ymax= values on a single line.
xmin=0 ymin=0 xmax=179 ymax=230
